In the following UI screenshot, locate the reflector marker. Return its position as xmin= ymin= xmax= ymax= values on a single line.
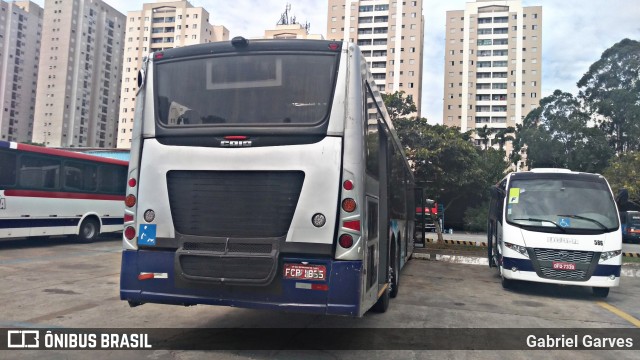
xmin=138 ymin=272 xmax=168 ymax=280
xmin=295 ymin=282 xmax=329 ymax=291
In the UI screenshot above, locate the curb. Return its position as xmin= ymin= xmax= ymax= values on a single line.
xmin=420 ymin=238 xmax=640 ymax=258
xmin=412 ymin=252 xmax=640 ymax=278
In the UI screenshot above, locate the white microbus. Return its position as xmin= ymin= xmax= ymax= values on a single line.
xmin=0 ymin=141 xmax=128 ymax=241
xmin=120 ymin=38 xmax=416 ymax=316
xmin=488 ymin=168 xmax=623 ymax=297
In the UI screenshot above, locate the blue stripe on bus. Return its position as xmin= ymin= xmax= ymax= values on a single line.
xmin=0 ymin=140 xmax=10 ymax=148
xmin=502 ymin=257 xmax=535 ymax=272
xmin=102 ymin=218 xmax=125 ymax=226
xmin=592 ymin=264 xmax=621 ymax=277
xmin=120 ymin=250 xmax=361 ymax=316
xmin=502 ymin=256 xmax=621 ymax=277
xmin=0 ymin=217 xmax=123 ymax=229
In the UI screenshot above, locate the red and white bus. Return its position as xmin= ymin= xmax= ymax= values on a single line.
xmin=0 ymin=141 xmax=128 ymax=241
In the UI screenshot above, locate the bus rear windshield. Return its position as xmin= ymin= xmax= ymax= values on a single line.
xmin=155 ymin=53 xmax=338 ymax=127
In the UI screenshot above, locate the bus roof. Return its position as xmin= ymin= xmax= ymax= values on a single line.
xmin=0 ymin=140 xmax=128 ymax=166
xmin=151 ymin=38 xmax=343 ymax=62
xmin=509 ymin=169 xmax=606 ymax=182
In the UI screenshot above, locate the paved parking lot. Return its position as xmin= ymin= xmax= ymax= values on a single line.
xmin=0 ymin=236 xmax=638 ymax=359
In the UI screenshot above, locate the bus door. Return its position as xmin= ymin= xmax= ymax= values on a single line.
xmin=363 ymin=116 xmax=381 ymax=307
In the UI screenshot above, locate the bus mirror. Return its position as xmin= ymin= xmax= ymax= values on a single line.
xmin=616 ymin=188 xmax=629 ymax=207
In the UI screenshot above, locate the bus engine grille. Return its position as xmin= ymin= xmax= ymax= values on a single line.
xmin=167 ymin=171 xmax=304 ymax=238
xmin=533 ymin=248 xmax=594 ymax=264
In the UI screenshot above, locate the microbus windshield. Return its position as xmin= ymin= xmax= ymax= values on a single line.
xmin=505 ymin=176 xmax=619 ymax=233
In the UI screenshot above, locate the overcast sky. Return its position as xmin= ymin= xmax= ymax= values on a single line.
xmin=34 ymin=0 xmax=640 ymax=123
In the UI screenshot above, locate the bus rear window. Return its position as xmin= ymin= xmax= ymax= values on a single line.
xmin=155 ymin=53 xmax=338 ymax=127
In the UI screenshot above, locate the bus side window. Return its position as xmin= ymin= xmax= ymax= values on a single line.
xmin=365 ymin=85 xmax=380 ymax=179
xmin=19 ymin=155 xmax=60 ymax=190
xmin=0 ymin=151 xmax=17 ymax=187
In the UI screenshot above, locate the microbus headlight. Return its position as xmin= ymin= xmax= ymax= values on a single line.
xmin=600 ymin=250 xmax=622 ymax=262
xmin=504 ymin=242 xmax=529 ymax=258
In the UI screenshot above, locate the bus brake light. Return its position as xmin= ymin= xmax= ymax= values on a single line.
xmin=342 ymin=198 xmax=356 ymax=212
xmin=128 ymin=178 xmax=137 ymax=187
xmin=125 ymin=194 xmax=136 ymax=207
xmin=339 ymin=234 xmax=354 ymax=248
xmin=124 ymin=226 xmax=136 ymax=240
xmin=343 ymin=180 xmax=354 ymax=190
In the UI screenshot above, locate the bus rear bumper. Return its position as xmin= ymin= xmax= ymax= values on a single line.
xmin=502 ymin=256 xmax=621 ymax=287
xmin=120 ymin=249 xmax=362 ymax=316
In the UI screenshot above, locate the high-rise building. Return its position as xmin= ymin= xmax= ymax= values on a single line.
xmin=443 ymin=0 xmax=542 ymax=148
xmin=32 ymin=0 xmax=125 ymax=148
xmin=116 ymin=0 xmax=229 ymax=148
xmin=326 ymin=0 xmax=424 ymax=117
xmin=0 ymin=1 xmax=43 ymax=143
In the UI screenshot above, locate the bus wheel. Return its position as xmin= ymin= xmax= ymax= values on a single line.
xmin=78 ymin=218 xmax=100 ymax=242
xmin=501 ymin=271 xmax=514 ymax=290
xmin=390 ymin=241 xmax=400 ymax=298
xmin=592 ymin=287 xmax=610 ymax=298
xmin=371 ymin=285 xmax=390 ymax=313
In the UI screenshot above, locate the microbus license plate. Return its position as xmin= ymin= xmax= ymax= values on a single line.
xmin=283 ymin=264 xmax=326 ymax=281
xmin=552 ymin=262 xmax=576 ymax=270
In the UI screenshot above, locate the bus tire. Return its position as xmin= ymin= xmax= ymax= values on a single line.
xmin=592 ymin=287 xmax=610 ymax=298
xmin=78 ymin=218 xmax=100 ymax=242
xmin=371 ymin=285 xmax=390 ymax=313
xmin=501 ymin=272 xmax=514 ymax=290
xmin=390 ymin=240 xmax=400 ymax=298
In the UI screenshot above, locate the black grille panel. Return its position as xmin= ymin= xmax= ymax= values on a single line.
xmin=540 ymin=268 xmax=588 ymax=281
xmin=533 ymin=248 xmax=594 ymax=264
xmin=183 ymin=242 xmax=225 ymax=252
xmin=180 ymin=255 xmax=274 ymax=280
xmin=228 ymin=243 xmax=272 ymax=254
xmin=167 ymin=171 xmax=304 ymax=238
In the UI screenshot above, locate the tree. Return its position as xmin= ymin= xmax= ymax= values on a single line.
xmin=494 ymin=126 xmax=515 ymax=151
xmin=511 ymin=90 xmax=613 ymax=173
xmin=603 ymin=153 xmax=640 ymax=205
xmin=381 ymin=91 xmax=417 ymax=122
xmin=474 ymin=125 xmax=493 ymax=150
xmin=578 ymin=38 xmax=640 ymax=153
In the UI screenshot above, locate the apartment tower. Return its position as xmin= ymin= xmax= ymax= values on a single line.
xmin=116 ymin=0 xmax=229 ymax=148
xmin=31 ymin=0 xmax=125 ymax=148
xmin=0 ymin=1 xmax=43 ymax=143
xmin=443 ymin=0 xmax=541 ymax=148
xmin=327 ymin=0 xmax=424 ymax=116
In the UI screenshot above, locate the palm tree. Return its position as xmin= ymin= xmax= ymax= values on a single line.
xmin=474 ymin=125 xmax=494 ymax=150
xmin=494 ymin=126 xmax=516 ymax=151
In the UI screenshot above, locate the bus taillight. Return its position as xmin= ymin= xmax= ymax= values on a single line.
xmin=339 ymin=234 xmax=354 ymax=248
xmin=125 ymin=194 xmax=136 ymax=208
xmin=124 ymin=214 xmax=134 ymax=223
xmin=124 ymin=226 xmax=136 ymax=240
xmin=342 ymin=198 xmax=356 ymax=212
xmin=128 ymin=178 xmax=137 ymax=187
xmin=343 ymin=180 xmax=354 ymax=190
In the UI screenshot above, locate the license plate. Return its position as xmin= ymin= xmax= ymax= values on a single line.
xmin=283 ymin=264 xmax=326 ymax=281
xmin=552 ymin=262 xmax=576 ymax=270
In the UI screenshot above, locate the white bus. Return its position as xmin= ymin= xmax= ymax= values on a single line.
xmin=488 ymin=168 xmax=623 ymax=297
xmin=0 ymin=141 xmax=128 ymax=241
xmin=120 ymin=38 xmax=416 ymax=316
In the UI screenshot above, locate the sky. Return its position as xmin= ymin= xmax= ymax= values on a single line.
xmin=32 ymin=0 xmax=640 ymax=123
